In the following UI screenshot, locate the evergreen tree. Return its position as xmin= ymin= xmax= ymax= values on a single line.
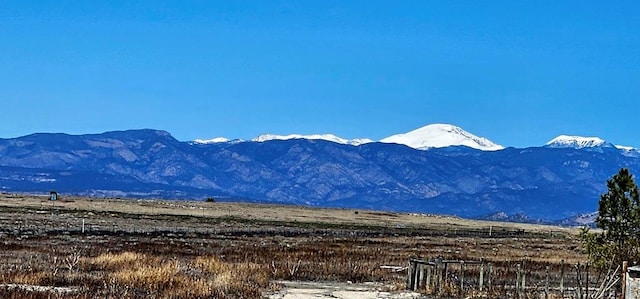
xmin=583 ymin=168 xmax=640 ymax=267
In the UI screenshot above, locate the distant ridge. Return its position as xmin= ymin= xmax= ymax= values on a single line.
xmin=194 ymin=123 xmax=640 ymax=151
xmin=252 ymin=133 xmax=373 ymax=146
xmin=546 ymin=135 xmax=614 ymax=149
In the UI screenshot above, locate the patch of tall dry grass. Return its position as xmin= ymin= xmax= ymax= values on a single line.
xmin=4 ymin=251 xmax=271 ymax=299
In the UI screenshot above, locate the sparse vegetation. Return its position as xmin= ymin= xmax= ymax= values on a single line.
xmin=0 ymin=194 xmax=585 ymax=298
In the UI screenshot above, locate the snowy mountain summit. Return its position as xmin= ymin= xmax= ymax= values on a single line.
xmin=193 ymin=137 xmax=231 ymax=144
xmin=546 ymin=135 xmax=615 ymax=149
xmin=252 ymin=134 xmax=373 ymax=146
xmin=380 ymin=124 xmax=504 ymax=151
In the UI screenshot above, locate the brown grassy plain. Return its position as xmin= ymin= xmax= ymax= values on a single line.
xmin=0 ymin=194 xmax=587 ymax=298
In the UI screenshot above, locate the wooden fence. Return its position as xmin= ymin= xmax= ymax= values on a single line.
xmin=407 ymin=257 xmax=620 ymax=298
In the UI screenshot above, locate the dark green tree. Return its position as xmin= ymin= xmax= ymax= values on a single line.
xmin=582 ymin=168 xmax=640 ymax=267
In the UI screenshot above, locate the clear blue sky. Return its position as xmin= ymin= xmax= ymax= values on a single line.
xmin=1 ymin=1 xmax=639 ymax=148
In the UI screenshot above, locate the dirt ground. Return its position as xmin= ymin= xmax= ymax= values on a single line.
xmin=265 ymin=281 xmax=426 ymax=299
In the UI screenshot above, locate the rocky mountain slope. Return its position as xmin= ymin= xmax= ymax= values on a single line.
xmin=1 ymin=127 xmax=638 ymax=221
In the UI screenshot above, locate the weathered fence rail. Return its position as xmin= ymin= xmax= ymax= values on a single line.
xmin=407 ymin=257 xmax=621 ymax=298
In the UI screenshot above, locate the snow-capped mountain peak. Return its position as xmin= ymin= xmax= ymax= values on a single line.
xmin=379 ymin=123 xmax=504 ymax=151
xmin=252 ymin=134 xmax=373 ymax=146
xmin=545 ymin=135 xmax=614 ymax=149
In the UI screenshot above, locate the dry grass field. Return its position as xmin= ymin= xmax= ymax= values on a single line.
xmin=0 ymin=193 xmax=587 ymax=298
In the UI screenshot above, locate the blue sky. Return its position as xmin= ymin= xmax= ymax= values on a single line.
xmin=1 ymin=1 xmax=639 ymax=148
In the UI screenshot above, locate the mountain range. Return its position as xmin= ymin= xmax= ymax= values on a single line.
xmin=1 ymin=124 xmax=638 ymax=222
xmin=195 ymin=124 xmax=504 ymax=150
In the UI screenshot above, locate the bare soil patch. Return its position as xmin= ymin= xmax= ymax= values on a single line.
xmin=265 ymin=281 xmax=426 ymax=299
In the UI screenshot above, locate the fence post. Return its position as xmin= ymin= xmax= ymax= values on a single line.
xmin=522 ymin=261 xmax=526 ymax=291
xmin=576 ymin=263 xmax=583 ymax=299
xmin=413 ymin=262 xmax=421 ymax=291
xmin=560 ymin=259 xmax=565 ymax=296
xmin=516 ymin=263 xmax=522 ymax=299
xmin=479 ymin=260 xmax=484 ymax=291
xmin=622 ymin=261 xmax=628 ymax=299
xmin=407 ymin=260 xmax=415 ymax=290
xmin=436 ymin=257 xmax=443 ymax=294
xmin=444 ymin=262 xmax=449 ymax=289
xmin=411 ymin=260 xmax=418 ymax=291
xmin=426 ymin=264 xmax=432 ymax=292
xmin=585 ymin=262 xmax=589 ymax=299
xmin=545 ymin=265 xmax=550 ymax=299
xmin=407 ymin=259 xmax=411 ymax=290
xmin=460 ymin=261 xmax=465 ymax=295
xmin=488 ymin=262 xmax=493 ymax=291
xmin=417 ymin=264 xmax=424 ymax=291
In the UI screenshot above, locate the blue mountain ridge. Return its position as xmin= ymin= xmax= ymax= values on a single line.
xmin=0 ymin=129 xmax=637 ymax=221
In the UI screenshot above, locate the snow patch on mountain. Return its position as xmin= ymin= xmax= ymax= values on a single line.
xmin=546 ymin=135 xmax=614 ymax=149
xmin=193 ymin=137 xmax=232 ymax=144
xmin=616 ymin=145 xmax=637 ymax=151
xmin=252 ymin=134 xmax=373 ymax=146
xmin=379 ymin=124 xmax=504 ymax=151
xmin=616 ymin=145 xmax=640 ymax=158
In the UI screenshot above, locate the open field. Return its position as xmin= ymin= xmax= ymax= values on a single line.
xmin=0 ymin=194 xmax=587 ymax=298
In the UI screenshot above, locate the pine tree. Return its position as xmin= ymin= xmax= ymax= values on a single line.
xmin=585 ymin=168 xmax=640 ymax=266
